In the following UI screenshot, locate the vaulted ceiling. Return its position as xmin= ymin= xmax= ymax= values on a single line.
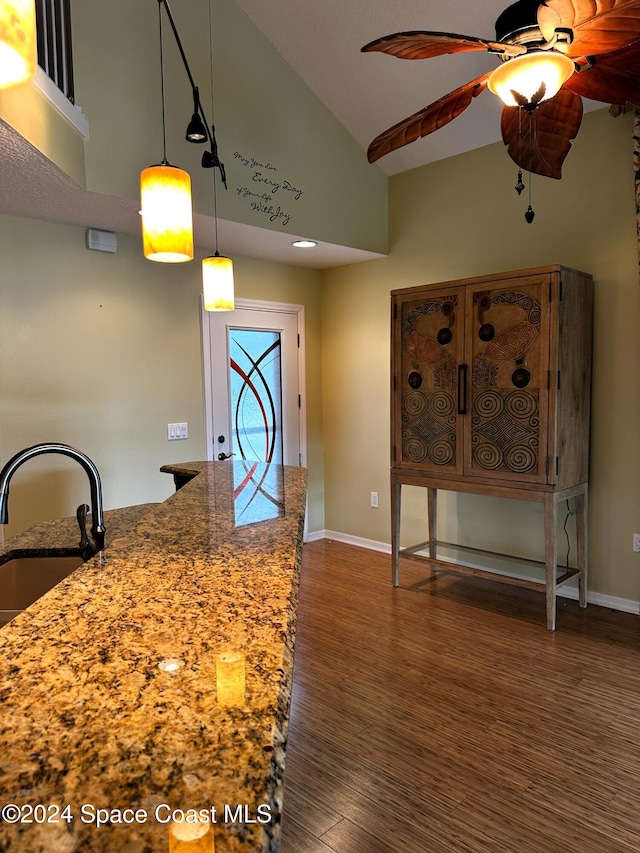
xmin=234 ymin=0 xmax=601 ymax=176
xmin=0 ymin=1 xmax=606 ymax=267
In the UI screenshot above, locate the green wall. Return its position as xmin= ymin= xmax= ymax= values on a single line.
xmin=321 ymin=108 xmax=640 ymax=606
xmin=1 ymin=1 xmax=638 ymax=610
xmin=70 ymin=0 xmax=387 ymax=253
xmin=0 ymin=216 xmax=324 ymax=538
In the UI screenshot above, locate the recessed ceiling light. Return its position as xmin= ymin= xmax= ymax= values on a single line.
xmin=292 ymin=240 xmax=317 ymax=248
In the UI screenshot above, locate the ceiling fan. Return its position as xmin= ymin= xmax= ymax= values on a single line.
xmin=363 ymin=0 xmax=640 ymax=195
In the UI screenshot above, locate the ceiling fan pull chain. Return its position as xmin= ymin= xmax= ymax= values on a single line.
xmin=514 ymin=107 xmax=526 ymax=196
xmin=524 ymin=110 xmax=535 ymax=223
xmin=525 ymin=169 xmax=535 ymax=223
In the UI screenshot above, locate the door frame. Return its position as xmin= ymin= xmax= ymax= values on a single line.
xmin=200 ymin=297 xmax=307 ymax=466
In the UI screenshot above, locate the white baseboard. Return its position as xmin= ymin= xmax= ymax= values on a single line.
xmin=306 ymin=530 xmax=640 ymax=616
xmin=311 ymin=529 xmax=391 ymax=553
xmin=304 ymin=529 xmax=327 ymax=543
xmin=557 ymin=586 xmax=639 ymax=615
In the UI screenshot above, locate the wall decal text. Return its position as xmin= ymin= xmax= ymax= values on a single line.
xmin=233 ymin=151 xmax=304 ymax=229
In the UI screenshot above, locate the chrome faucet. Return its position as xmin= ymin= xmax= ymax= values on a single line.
xmin=0 ymin=443 xmax=106 ymax=557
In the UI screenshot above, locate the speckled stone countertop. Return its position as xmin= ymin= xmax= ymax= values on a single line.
xmin=0 ymin=461 xmax=307 ymax=853
xmin=0 ymin=503 xmax=158 ymax=562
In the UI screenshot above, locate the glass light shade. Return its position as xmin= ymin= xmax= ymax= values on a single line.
xmin=169 ymin=817 xmax=215 ymax=853
xmin=0 ymin=0 xmax=37 ymax=90
xmin=216 ymin=651 xmax=245 ymax=706
xmin=140 ymin=164 xmax=194 ymax=263
xmin=203 ymin=255 xmax=235 ymax=311
xmin=488 ymin=51 xmax=575 ymax=107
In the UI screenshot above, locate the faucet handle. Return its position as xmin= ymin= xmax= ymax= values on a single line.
xmin=76 ymin=503 xmax=90 ymax=551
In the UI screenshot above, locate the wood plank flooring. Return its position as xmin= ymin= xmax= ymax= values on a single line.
xmin=280 ymin=539 xmax=640 ymax=853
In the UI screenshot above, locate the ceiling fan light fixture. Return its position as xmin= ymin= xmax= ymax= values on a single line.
xmin=488 ymin=50 xmax=575 ymax=107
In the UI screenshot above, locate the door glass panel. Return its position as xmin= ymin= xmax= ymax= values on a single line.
xmin=233 ymin=462 xmax=285 ymax=527
xmin=228 ymin=328 xmax=283 ymax=464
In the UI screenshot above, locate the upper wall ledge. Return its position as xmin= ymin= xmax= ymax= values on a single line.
xmin=34 ymin=68 xmax=89 ymax=139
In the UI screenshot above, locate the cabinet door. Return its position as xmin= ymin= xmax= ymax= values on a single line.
xmin=464 ymin=273 xmax=551 ymax=483
xmin=393 ymin=286 xmax=465 ymax=474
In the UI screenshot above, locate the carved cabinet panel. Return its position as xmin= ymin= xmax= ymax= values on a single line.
xmin=391 ymin=266 xmax=593 ymax=489
xmin=398 ymin=286 xmax=465 ymax=475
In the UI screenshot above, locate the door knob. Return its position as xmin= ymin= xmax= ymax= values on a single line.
xmin=218 ymin=452 xmax=235 ymax=461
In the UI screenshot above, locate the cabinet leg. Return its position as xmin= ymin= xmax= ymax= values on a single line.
xmin=391 ymin=480 xmax=401 ymax=587
xmin=427 ymin=488 xmax=437 ymax=563
xmin=543 ymin=495 xmax=558 ymax=632
xmin=575 ymin=488 xmax=588 ymax=609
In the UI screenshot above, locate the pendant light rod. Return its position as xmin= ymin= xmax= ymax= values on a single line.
xmin=158 ymin=0 xmax=168 ymax=164
xmin=157 ymin=0 xmax=227 ymax=187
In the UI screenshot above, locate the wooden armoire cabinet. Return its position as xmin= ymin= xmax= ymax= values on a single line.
xmin=390 ymin=265 xmax=593 ymax=630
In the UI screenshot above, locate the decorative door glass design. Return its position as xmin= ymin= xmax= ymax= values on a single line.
xmin=233 ymin=462 xmax=285 ymax=527
xmin=229 ymin=328 xmax=283 ymax=464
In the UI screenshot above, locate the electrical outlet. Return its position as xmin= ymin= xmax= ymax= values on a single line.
xmin=370 ymin=491 xmax=379 ymax=508
xmin=634 ymin=533 xmax=640 ymax=553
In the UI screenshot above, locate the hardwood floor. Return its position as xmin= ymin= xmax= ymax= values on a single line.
xmin=280 ymin=539 xmax=640 ymax=853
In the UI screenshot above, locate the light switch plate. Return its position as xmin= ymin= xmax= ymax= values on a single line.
xmin=168 ymin=423 xmax=188 ymax=441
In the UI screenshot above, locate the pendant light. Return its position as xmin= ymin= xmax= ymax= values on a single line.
xmin=203 ymin=255 xmax=234 ymax=311
xmin=0 ymin=0 xmax=37 ymax=90
xmin=202 ymin=158 xmax=234 ymax=311
xmin=202 ymin=0 xmax=234 ymax=312
xmin=140 ymin=1 xmax=193 ymax=263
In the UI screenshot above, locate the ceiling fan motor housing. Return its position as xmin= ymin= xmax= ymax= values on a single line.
xmin=495 ymin=0 xmax=543 ymax=41
xmin=494 ymin=0 xmax=573 ymax=65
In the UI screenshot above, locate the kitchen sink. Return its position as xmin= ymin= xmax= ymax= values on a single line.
xmin=0 ymin=556 xmax=84 ymax=627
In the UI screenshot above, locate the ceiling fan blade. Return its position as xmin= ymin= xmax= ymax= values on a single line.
xmin=361 ymin=31 xmax=523 ymax=60
xmin=367 ymin=75 xmax=490 ymax=164
xmin=564 ymin=38 xmax=640 ymax=103
xmin=501 ymin=88 xmax=583 ymax=178
xmin=538 ymin=0 xmax=640 ymax=56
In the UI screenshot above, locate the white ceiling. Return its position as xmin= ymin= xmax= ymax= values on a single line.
xmin=0 ymin=1 xmax=596 ymax=267
xmin=234 ymin=0 xmax=517 ymax=176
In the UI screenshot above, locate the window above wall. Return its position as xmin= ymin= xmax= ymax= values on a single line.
xmin=34 ymin=0 xmax=88 ymax=137
xmin=36 ymin=0 xmax=73 ymax=101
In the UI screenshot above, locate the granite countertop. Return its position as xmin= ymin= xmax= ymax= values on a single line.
xmin=0 ymin=460 xmax=307 ymax=853
xmin=0 ymin=503 xmax=158 ymax=562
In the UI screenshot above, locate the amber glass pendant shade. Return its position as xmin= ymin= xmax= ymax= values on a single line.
xmin=0 ymin=0 xmax=37 ymax=90
xmin=215 ymin=651 xmax=245 ymax=705
xmin=202 ymin=254 xmax=234 ymax=311
xmin=169 ymin=817 xmax=215 ymax=852
xmin=140 ymin=164 xmax=194 ymax=263
xmin=488 ymin=51 xmax=575 ymax=107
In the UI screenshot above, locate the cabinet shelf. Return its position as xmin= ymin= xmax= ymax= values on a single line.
xmin=400 ymin=540 xmax=581 ymax=591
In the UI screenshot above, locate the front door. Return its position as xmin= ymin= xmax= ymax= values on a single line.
xmin=202 ymin=299 xmax=305 ymax=468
